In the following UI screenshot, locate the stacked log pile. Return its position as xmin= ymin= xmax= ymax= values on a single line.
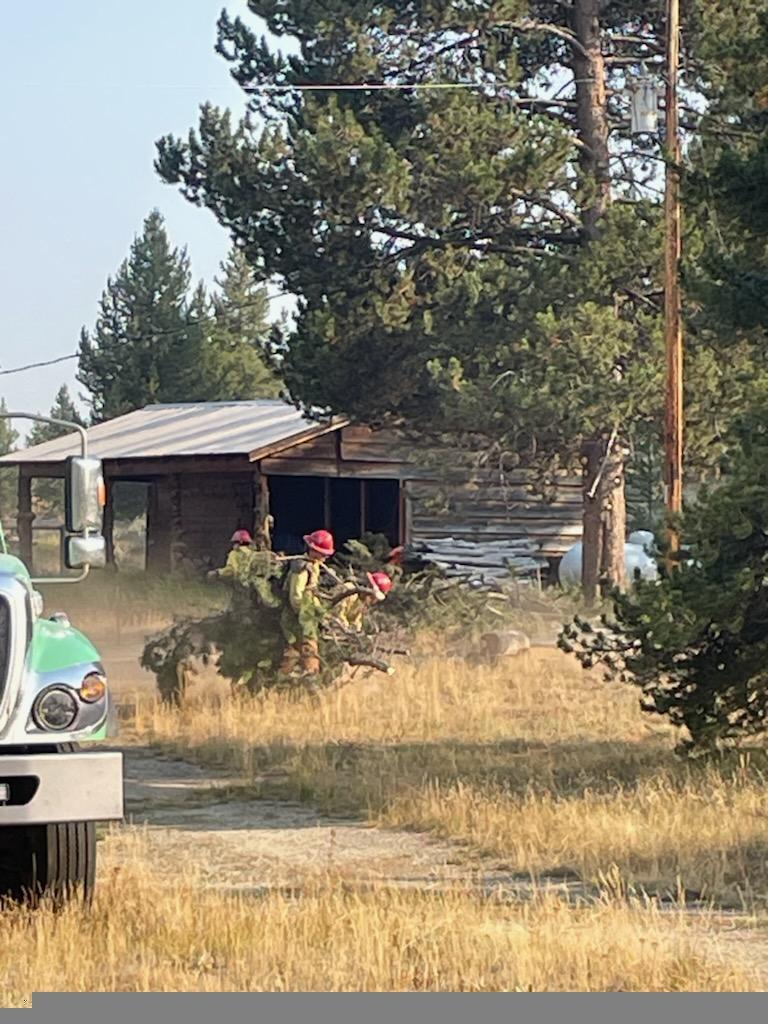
xmin=411 ymin=537 xmax=548 ymax=588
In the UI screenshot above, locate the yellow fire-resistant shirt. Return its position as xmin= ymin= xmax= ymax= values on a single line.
xmin=336 ymin=591 xmax=367 ymax=633
xmin=287 ymin=558 xmax=323 ymax=613
xmin=216 ymin=546 xmax=255 ymax=579
xmin=281 ymin=558 xmax=325 ymax=643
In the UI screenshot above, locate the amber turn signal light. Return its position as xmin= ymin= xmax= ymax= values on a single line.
xmin=79 ymin=672 xmax=107 ymax=703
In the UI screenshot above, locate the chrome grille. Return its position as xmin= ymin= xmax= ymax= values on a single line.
xmin=0 ymin=597 xmax=9 ymax=705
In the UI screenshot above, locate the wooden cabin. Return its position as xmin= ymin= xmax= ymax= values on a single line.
xmin=1 ymin=401 xmax=582 ymax=581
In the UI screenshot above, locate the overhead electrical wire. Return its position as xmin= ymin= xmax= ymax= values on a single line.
xmin=0 ymin=354 xmax=79 ymax=376
xmin=249 ymin=81 xmax=523 ymax=92
xmin=0 ymin=292 xmax=289 ymax=377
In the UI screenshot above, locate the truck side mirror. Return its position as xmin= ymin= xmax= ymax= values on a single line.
xmin=66 ymin=534 xmax=107 ymax=570
xmin=65 ymin=456 xmax=106 ymax=534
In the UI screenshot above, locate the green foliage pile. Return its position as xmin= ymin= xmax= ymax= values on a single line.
xmin=560 ymin=409 xmax=768 ymax=753
xmin=141 ymin=545 xmax=395 ymax=703
xmin=140 ymin=533 xmax=560 ymax=702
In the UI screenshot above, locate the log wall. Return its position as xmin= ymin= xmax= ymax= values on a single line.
xmin=173 ymin=472 xmax=255 ymax=570
xmin=261 ymin=425 xmax=583 ymax=562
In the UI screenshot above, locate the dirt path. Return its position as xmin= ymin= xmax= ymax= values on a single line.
xmin=107 ymin=746 xmax=505 ymax=893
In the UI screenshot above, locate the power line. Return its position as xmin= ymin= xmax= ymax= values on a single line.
xmin=249 ymin=81 xmax=521 ymax=92
xmin=0 ymin=354 xmax=78 ymax=376
xmin=0 ymin=291 xmax=291 ymax=377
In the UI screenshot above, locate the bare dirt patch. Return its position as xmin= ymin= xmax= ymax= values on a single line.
xmin=113 ymin=746 xmax=490 ymax=893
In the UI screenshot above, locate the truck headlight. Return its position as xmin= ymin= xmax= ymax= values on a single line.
xmin=33 ymin=687 xmax=79 ymax=731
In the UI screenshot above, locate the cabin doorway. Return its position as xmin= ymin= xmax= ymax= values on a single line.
xmin=267 ymin=476 xmax=400 ymax=554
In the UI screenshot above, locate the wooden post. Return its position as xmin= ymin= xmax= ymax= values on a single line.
xmin=664 ymin=0 xmax=683 ymax=555
xmin=323 ymin=478 xmax=332 ymax=531
xmin=257 ymin=472 xmax=271 ymax=527
xmin=103 ymin=480 xmax=116 ymax=565
xmin=146 ymin=479 xmax=172 ymax=574
xmin=17 ymin=472 xmax=33 ymax=567
xmin=360 ymin=479 xmax=367 ymax=536
xmin=400 ymin=482 xmax=411 ymax=547
xmin=254 ymin=472 xmax=274 ymax=550
xmin=169 ymin=474 xmax=184 ymax=571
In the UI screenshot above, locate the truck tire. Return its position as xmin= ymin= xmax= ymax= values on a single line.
xmin=0 ymin=744 xmax=97 ymax=907
xmin=0 ymin=821 xmax=96 ymax=906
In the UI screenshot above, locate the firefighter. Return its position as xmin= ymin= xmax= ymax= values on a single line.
xmin=279 ymin=529 xmax=336 ymax=676
xmin=337 ymin=570 xmax=393 ymax=633
xmin=385 ymin=546 xmax=406 ymax=584
xmin=208 ymin=529 xmax=255 ymax=579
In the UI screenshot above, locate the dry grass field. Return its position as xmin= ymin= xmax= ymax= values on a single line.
xmin=0 ymin=845 xmax=760 ymax=1001
xmin=129 ymin=652 xmax=768 ymax=905
xmin=3 ymin=577 xmax=766 ymax=1000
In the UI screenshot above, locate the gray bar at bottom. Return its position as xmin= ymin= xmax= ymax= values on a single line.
xmin=29 ymin=992 xmax=768 ymax=1024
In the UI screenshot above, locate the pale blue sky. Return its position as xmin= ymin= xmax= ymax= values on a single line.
xmin=1 ymin=0 xmax=275 ymax=435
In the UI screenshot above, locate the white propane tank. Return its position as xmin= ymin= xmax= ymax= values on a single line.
xmin=558 ymin=540 xmax=658 ymax=587
xmin=628 ymin=530 xmax=655 ymax=550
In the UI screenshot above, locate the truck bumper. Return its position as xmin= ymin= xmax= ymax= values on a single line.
xmin=0 ymin=752 xmax=124 ymax=826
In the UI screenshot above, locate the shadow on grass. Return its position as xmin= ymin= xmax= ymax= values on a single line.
xmin=147 ymin=734 xmax=688 ymax=813
xmin=127 ymin=735 xmax=768 ymax=902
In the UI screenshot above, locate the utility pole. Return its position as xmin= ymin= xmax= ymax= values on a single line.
xmin=664 ymin=0 xmax=683 ymax=554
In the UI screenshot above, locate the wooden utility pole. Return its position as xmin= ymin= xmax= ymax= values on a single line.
xmin=664 ymin=0 xmax=683 ymax=553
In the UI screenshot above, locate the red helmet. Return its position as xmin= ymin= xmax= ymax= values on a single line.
xmin=304 ymin=529 xmax=335 ymax=556
xmin=368 ymin=571 xmax=393 ymax=595
xmin=231 ymin=529 xmax=253 ymax=545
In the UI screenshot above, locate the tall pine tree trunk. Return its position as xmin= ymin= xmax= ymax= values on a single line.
xmin=570 ymin=0 xmax=628 ymax=594
xmin=582 ymin=440 xmax=604 ymax=604
xmin=571 ymin=0 xmax=611 ymax=237
xmin=581 ymin=438 xmax=628 ymax=605
xmin=601 ymin=444 xmax=628 ymax=591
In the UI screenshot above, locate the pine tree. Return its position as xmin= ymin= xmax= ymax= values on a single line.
xmin=205 ymin=248 xmax=281 ymax=400
xmin=687 ymin=6 xmax=768 ymax=341
xmin=560 ymin=405 xmax=768 ymax=751
xmin=26 ymin=385 xmax=86 ymax=516
xmin=27 ymin=385 xmax=85 ymax=446
xmin=0 ymin=400 xmax=19 ymax=537
xmin=77 ymin=210 xmax=207 ymax=421
xmin=155 ymin=2 xmax=756 ymax=595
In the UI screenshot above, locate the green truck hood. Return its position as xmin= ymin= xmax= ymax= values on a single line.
xmin=28 ymin=618 xmax=102 ymax=674
xmin=0 ymin=554 xmax=31 ymax=584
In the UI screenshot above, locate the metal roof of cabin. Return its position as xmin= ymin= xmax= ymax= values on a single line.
xmin=0 ymin=401 xmax=346 ymax=464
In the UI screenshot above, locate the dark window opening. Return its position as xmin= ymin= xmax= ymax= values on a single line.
xmin=330 ymin=478 xmax=361 ymax=551
xmin=364 ymin=479 xmax=400 ymax=544
xmin=268 ymin=476 xmax=400 ymax=555
xmin=269 ymin=476 xmax=327 ymax=554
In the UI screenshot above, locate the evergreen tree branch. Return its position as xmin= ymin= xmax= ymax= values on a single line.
xmin=502 ymin=19 xmax=591 ymax=61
